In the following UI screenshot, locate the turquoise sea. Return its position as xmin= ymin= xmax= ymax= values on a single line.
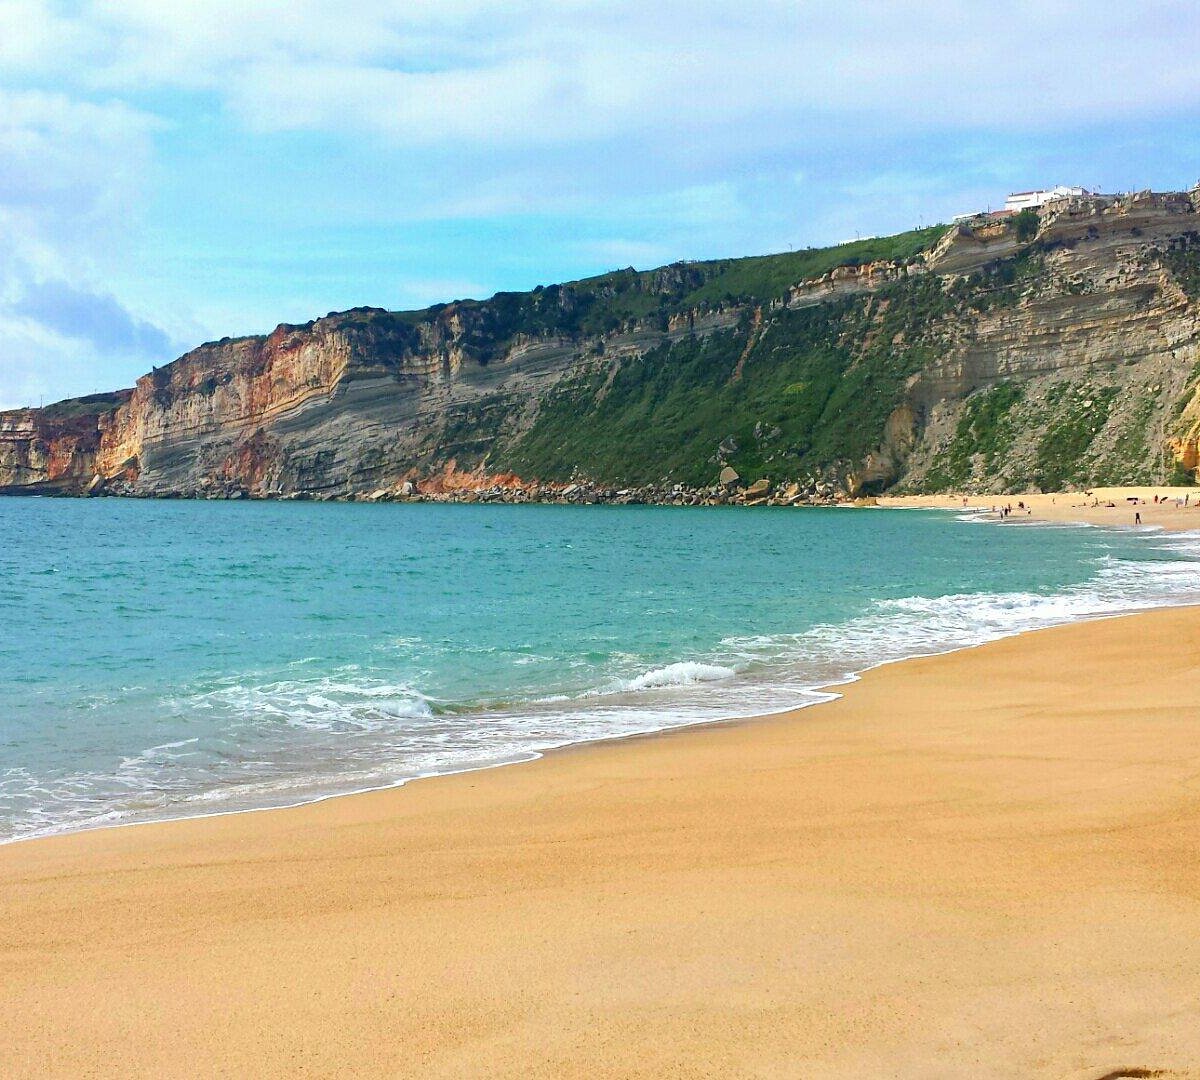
xmin=2 ymin=499 xmax=1198 ymax=842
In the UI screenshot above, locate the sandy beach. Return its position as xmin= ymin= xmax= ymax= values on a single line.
xmin=3 ymin=602 xmax=1200 ymax=1078
xmin=879 ymin=485 xmax=1200 ymax=532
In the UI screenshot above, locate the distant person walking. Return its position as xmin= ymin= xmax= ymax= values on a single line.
xmin=1135 ymin=511 xmax=1142 ymax=525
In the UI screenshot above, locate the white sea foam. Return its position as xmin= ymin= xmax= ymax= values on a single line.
xmin=182 ymin=676 xmax=436 ymax=733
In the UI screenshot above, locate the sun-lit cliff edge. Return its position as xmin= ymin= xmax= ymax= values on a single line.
xmin=5 ymin=187 xmax=1200 ymax=501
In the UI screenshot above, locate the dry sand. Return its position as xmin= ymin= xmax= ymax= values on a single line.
xmin=3 ymin=605 xmax=1200 ymax=1078
xmin=879 ymin=485 xmax=1200 ymax=532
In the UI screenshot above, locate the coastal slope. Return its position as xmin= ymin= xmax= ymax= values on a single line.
xmin=3 ymin=606 xmax=1200 ymax=1078
xmin=5 ymin=187 xmax=1200 ymax=499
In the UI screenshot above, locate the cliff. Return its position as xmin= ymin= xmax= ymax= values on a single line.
xmin=4 ymin=189 xmax=1200 ymax=500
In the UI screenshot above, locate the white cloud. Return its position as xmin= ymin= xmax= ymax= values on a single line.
xmin=0 ymin=90 xmax=160 ymax=266
xmin=0 ymin=90 xmax=178 ymax=408
xmin=51 ymin=2 xmax=1200 ymax=142
xmin=7 ymin=1 xmax=1200 ymax=145
xmin=0 ymin=312 xmax=123 ymax=410
xmin=0 ymin=0 xmax=90 ymax=73
xmin=3 ymin=0 xmax=1200 ymax=405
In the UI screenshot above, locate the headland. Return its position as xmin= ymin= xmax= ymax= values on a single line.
xmin=5 ymin=186 xmax=1200 ymax=504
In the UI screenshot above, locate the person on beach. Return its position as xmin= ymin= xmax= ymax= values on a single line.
xmin=1136 ymin=511 xmax=1142 ymax=524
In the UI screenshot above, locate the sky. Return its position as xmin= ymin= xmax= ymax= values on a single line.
xmin=3 ymin=1 xmax=1200 ymax=409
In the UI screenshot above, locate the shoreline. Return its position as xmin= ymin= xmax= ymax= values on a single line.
xmin=3 ymin=499 xmax=1198 ymax=849
xmin=4 ymin=605 xmax=1200 ymax=1076
xmin=0 ymin=640 xmax=977 ymax=850
xmin=9 ymin=481 xmax=1198 ymax=524
xmin=5 ymin=597 xmax=1194 ymax=852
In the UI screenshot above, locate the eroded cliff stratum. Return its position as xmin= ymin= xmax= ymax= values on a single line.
xmin=6 ymin=188 xmax=1200 ymax=499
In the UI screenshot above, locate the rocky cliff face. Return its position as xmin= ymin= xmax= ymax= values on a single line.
xmin=4 ymin=189 xmax=1200 ymax=499
xmin=0 ymin=393 xmax=132 ymax=494
xmin=895 ymin=189 xmax=1200 ymax=492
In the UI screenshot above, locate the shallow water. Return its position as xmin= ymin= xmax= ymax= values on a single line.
xmin=1 ymin=499 xmax=1196 ymax=841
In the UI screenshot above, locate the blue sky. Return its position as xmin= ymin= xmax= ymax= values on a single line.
xmin=2 ymin=1 xmax=1200 ymax=408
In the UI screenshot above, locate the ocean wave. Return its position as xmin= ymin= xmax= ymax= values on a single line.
xmin=954 ymin=510 xmax=1095 ymax=529
xmin=6 ymin=520 xmax=1200 ymax=846
xmin=715 ymin=546 xmax=1200 ymax=689
xmin=611 ymin=661 xmax=737 ymax=693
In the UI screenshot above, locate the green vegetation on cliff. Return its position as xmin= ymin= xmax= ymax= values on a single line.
xmin=925 ymin=383 xmax=1024 ymax=490
xmin=1160 ymin=233 xmax=1200 ymax=299
xmin=496 ymin=232 xmax=1183 ymax=494
xmin=1033 ymin=383 xmax=1122 ymax=490
xmin=39 ymin=391 xmax=132 ymax=420
xmin=676 ymin=226 xmax=944 ymax=306
xmin=505 ymin=273 xmax=954 ymax=487
xmin=355 ymin=225 xmax=947 ymax=365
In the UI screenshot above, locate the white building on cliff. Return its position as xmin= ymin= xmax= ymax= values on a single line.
xmin=1004 ymin=186 xmax=1091 ymax=212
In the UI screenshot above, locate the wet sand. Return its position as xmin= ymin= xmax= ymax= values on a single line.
xmin=3 ymin=605 xmax=1200 ymax=1077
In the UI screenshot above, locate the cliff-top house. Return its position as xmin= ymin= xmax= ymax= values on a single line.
xmin=1004 ymin=186 xmax=1091 ymax=212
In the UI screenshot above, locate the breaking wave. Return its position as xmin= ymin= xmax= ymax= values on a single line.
xmin=611 ymin=661 xmax=736 ymax=693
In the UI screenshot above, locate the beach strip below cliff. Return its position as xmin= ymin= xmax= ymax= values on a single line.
xmin=880 ymin=484 xmax=1200 ymax=532
xmin=2 ymin=605 xmax=1199 ymax=1078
